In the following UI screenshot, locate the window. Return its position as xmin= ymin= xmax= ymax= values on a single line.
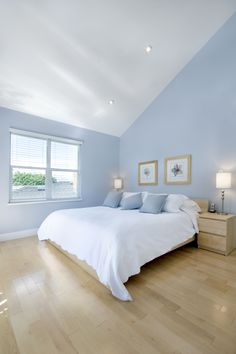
xmin=10 ymin=129 xmax=82 ymax=203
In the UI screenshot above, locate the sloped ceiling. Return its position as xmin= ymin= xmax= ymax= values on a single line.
xmin=0 ymin=1 xmax=236 ymax=136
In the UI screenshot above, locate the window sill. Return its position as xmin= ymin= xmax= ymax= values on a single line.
xmin=8 ymin=198 xmax=83 ymax=206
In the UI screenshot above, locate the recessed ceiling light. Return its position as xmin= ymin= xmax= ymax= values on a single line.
xmin=108 ymin=99 xmax=115 ymax=105
xmin=145 ymin=45 xmax=152 ymax=53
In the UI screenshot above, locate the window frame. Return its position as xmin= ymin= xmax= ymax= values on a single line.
xmin=9 ymin=128 xmax=82 ymax=204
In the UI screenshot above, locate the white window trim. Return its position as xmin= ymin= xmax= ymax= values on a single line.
xmin=9 ymin=128 xmax=83 ymax=204
xmin=8 ymin=198 xmax=83 ymax=206
xmin=10 ymin=128 xmax=83 ymax=145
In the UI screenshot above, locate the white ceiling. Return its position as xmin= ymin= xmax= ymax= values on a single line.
xmin=0 ymin=1 xmax=236 ymax=136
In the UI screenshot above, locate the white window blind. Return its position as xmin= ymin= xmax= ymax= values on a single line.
xmin=10 ymin=129 xmax=82 ymax=203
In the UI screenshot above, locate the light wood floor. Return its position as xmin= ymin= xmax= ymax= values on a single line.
xmin=1 ymin=237 xmax=236 ymax=354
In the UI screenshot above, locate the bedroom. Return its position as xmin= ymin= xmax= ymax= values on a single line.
xmin=0 ymin=1 xmax=236 ymax=353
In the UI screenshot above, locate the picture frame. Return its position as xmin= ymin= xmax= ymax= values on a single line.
xmin=138 ymin=160 xmax=158 ymax=185
xmin=164 ymin=155 xmax=191 ymax=184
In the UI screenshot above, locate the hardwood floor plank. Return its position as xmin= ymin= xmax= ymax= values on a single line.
xmin=1 ymin=236 xmax=236 ymax=354
xmin=0 ymin=312 xmax=20 ymax=354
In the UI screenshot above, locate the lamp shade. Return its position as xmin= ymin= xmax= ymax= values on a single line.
xmin=113 ymin=178 xmax=123 ymax=190
xmin=216 ymin=172 xmax=231 ymax=189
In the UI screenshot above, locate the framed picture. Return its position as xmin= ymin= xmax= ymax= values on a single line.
xmin=165 ymin=155 xmax=191 ymax=184
xmin=138 ymin=160 xmax=158 ymax=185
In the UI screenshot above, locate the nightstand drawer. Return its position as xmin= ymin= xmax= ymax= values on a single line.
xmin=198 ymin=232 xmax=226 ymax=253
xmin=199 ymin=218 xmax=227 ymax=236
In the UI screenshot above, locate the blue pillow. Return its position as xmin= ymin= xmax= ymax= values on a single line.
xmin=103 ymin=191 xmax=123 ymax=208
xmin=140 ymin=194 xmax=167 ymax=214
xmin=121 ymin=193 xmax=142 ymax=210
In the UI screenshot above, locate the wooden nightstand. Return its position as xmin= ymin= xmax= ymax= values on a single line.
xmin=198 ymin=212 xmax=236 ymax=255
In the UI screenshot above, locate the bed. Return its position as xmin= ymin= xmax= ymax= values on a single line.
xmin=38 ymin=198 xmax=208 ymax=301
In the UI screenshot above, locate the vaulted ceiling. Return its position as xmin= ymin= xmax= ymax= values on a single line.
xmin=0 ymin=1 xmax=236 ymax=136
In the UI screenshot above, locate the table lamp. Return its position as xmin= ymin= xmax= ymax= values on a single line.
xmin=216 ymin=171 xmax=231 ymax=214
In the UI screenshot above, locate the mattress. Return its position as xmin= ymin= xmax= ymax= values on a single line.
xmin=38 ymin=206 xmax=198 ymax=301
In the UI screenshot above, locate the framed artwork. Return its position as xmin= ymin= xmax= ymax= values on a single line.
xmin=165 ymin=155 xmax=191 ymax=184
xmin=138 ymin=160 xmax=158 ymax=185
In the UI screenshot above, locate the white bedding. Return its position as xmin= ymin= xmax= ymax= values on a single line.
xmin=38 ymin=206 xmax=198 ymax=301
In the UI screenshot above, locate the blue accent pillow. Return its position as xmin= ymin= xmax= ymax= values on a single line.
xmin=103 ymin=191 xmax=123 ymax=208
xmin=140 ymin=194 xmax=167 ymax=214
xmin=121 ymin=193 xmax=143 ymax=210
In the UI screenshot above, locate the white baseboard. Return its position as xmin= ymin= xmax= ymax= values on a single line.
xmin=0 ymin=228 xmax=38 ymax=242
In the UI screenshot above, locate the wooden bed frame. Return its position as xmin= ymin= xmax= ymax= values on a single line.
xmin=47 ymin=198 xmax=209 ymax=284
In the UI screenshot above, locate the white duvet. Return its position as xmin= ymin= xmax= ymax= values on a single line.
xmin=38 ymin=206 xmax=198 ymax=301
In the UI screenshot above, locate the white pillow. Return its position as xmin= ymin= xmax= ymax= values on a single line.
xmin=163 ymin=194 xmax=188 ymax=213
xmin=180 ymin=199 xmax=201 ymax=213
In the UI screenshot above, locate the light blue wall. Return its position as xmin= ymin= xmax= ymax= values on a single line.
xmin=1 ymin=14 xmax=236 ymax=235
xmin=0 ymin=107 xmax=119 ymax=234
xmin=120 ymin=14 xmax=236 ymax=214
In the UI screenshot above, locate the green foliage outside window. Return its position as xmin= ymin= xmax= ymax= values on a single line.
xmin=13 ymin=172 xmax=56 ymax=186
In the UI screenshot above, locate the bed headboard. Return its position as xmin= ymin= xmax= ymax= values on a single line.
xmin=193 ymin=199 xmax=209 ymax=213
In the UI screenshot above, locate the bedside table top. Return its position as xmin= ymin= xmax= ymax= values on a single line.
xmin=199 ymin=212 xmax=235 ymax=221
